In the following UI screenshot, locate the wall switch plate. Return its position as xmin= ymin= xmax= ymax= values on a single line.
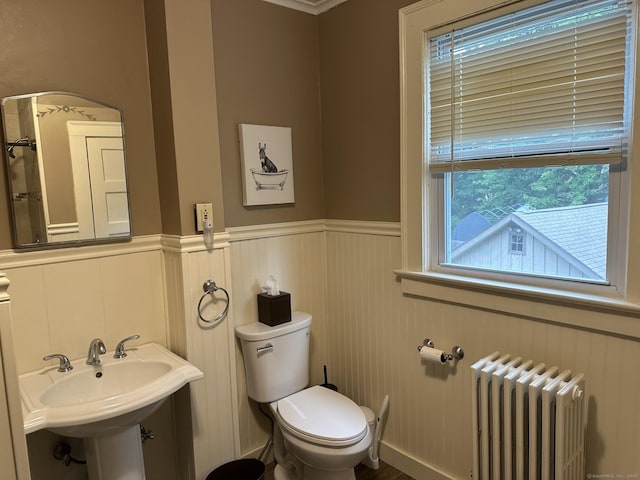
xmin=194 ymin=203 xmax=213 ymax=233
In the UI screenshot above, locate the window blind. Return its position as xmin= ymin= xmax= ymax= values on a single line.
xmin=428 ymin=0 xmax=632 ymax=173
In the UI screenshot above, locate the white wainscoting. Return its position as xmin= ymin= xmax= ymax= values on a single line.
xmin=0 ymin=273 xmax=31 ymax=479
xmin=228 ymin=220 xmax=329 ymax=456
xmin=324 ymin=224 xmax=640 ymax=479
xmin=0 ymin=236 xmax=167 ymax=374
xmin=0 ymin=234 xmax=240 ymax=480
xmin=0 ymin=237 xmax=175 ymax=480
xmin=162 ymin=233 xmax=240 ymax=479
xmin=2 ymin=222 xmax=637 ymax=480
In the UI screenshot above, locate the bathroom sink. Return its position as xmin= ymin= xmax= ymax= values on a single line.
xmin=19 ymin=342 xmax=203 ymax=438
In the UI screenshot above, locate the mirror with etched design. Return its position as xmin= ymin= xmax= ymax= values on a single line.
xmin=2 ymin=92 xmax=130 ymax=248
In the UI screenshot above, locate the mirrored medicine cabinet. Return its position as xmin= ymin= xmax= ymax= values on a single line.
xmin=2 ymin=92 xmax=131 ymax=249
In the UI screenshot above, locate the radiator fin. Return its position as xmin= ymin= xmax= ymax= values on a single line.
xmin=471 ymin=353 xmax=586 ymax=480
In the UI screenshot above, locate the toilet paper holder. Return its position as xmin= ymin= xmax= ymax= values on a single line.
xmin=417 ymin=338 xmax=464 ymax=363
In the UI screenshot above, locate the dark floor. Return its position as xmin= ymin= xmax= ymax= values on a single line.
xmin=264 ymin=460 xmax=415 ymax=479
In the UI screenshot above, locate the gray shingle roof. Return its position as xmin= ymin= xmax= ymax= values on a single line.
xmin=513 ymin=203 xmax=607 ymax=278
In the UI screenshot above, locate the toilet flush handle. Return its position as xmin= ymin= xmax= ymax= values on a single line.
xmin=256 ymin=343 xmax=273 ymax=355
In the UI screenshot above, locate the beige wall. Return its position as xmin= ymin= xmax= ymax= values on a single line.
xmin=212 ymin=0 xmax=411 ymax=226
xmin=0 ymin=0 xmax=408 ymax=242
xmin=154 ymin=0 xmax=227 ymax=236
xmin=211 ymin=0 xmax=326 ymax=227
xmin=319 ymin=0 xmax=413 ymax=222
xmin=0 ymin=0 xmax=161 ymax=250
xmin=143 ymin=0 xmax=182 ymax=236
xmin=0 ymin=0 xmax=228 ymax=244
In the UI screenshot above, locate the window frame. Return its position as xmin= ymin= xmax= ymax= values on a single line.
xmin=509 ymin=230 xmax=525 ymax=256
xmin=398 ymin=0 xmax=640 ymax=337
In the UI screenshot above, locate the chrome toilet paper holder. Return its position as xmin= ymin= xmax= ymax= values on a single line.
xmin=417 ymin=338 xmax=464 ymax=363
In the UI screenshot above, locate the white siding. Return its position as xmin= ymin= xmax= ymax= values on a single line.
xmin=453 ymin=226 xmax=595 ymax=279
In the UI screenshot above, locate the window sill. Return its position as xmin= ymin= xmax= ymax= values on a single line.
xmin=395 ymin=269 xmax=640 ymax=339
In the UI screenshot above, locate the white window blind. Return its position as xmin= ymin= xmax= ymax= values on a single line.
xmin=428 ymin=0 xmax=632 ymax=173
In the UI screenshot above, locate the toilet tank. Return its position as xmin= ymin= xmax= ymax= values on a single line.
xmin=235 ymin=312 xmax=312 ymax=403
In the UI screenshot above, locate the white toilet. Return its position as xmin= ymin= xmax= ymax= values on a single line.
xmin=235 ymin=312 xmax=371 ymax=480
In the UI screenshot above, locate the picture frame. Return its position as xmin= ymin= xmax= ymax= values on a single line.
xmin=238 ymin=124 xmax=295 ymax=206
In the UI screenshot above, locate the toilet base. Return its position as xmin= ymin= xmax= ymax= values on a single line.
xmin=274 ymin=464 xmax=298 ymax=480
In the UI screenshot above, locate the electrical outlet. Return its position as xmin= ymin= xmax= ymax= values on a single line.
xmin=194 ymin=203 xmax=213 ymax=233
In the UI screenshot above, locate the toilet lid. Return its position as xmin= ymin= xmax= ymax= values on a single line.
xmin=277 ymin=385 xmax=367 ymax=446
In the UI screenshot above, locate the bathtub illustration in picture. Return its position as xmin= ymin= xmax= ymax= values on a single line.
xmin=250 ymin=168 xmax=289 ymax=191
xmin=239 ymin=124 xmax=295 ymax=206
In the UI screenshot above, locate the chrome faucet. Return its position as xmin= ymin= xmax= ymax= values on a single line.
xmin=43 ymin=353 xmax=73 ymax=372
xmin=114 ymin=334 xmax=140 ymax=359
xmin=86 ymin=338 xmax=106 ymax=366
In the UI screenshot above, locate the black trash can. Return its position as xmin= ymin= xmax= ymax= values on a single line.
xmin=206 ymin=459 xmax=265 ymax=480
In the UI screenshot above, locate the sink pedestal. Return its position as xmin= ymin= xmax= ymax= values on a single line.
xmin=19 ymin=342 xmax=204 ymax=479
xmin=84 ymin=424 xmax=146 ymax=480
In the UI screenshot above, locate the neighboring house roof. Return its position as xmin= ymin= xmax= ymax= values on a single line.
xmin=514 ymin=203 xmax=607 ymax=278
xmin=452 ymin=211 xmax=491 ymax=242
xmin=452 ymin=203 xmax=607 ymax=279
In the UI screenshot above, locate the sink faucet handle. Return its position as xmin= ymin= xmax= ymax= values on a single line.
xmin=114 ymin=334 xmax=141 ymax=359
xmin=43 ymin=353 xmax=73 ymax=372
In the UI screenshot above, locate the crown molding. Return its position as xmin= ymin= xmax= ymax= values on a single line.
xmin=261 ymin=0 xmax=348 ymax=15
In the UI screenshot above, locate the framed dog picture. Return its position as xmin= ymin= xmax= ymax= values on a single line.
xmin=239 ymin=124 xmax=295 ymax=206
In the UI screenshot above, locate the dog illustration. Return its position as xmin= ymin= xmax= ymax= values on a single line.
xmin=258 ymin=143 xmax=278 ymax=173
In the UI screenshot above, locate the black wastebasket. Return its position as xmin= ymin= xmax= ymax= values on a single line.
xmin=206 ymin=459 xmax=265 ymax=480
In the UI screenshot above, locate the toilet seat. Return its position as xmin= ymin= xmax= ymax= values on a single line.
xmin=276 ymin=385 xmax=368 ymax=447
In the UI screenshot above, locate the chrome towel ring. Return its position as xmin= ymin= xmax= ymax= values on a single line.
xmin=197 ymin=279 xmax=230 ymax=325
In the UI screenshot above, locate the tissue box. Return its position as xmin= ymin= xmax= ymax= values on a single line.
xmin=257 ymin=291 xmax=291 ymax=326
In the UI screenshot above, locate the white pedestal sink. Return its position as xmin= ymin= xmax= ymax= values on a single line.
xmin=19 ymin=342 xmax=203 ymax=479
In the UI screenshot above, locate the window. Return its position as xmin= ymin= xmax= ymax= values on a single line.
xmin=509 ymin=230 xmax=525 ymax=255
xmin=400 ymin=0 xmax=640 ymax=336
xmin=403 ymin=0 xmax=635 ymax=292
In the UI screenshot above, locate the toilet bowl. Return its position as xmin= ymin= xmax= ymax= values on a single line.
xmin=235 ymin=313 xmax=371 ymax=480
xmin=272 ymin=385 xmax=371 ymax=479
